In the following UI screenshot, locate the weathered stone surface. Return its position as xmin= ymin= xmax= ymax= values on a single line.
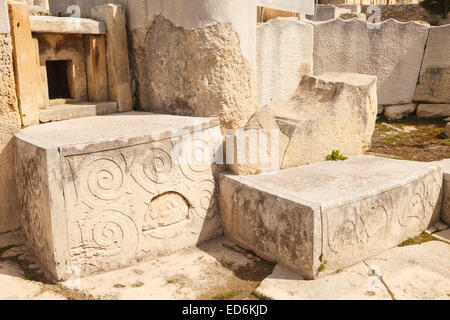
xmin=434 ymin=229 xmax=450 ymax=244
xmin=29 ymin=16 xmax=106 ymax=34
xmin=8 ymin=1 xmax=44 ymax=125
xmin=39 ymin=102 xmax=117 ymax=123
xmin=414 ymin=25 xmax=450 ymax=104
xmin=91 ymin=4 xmax=132 ymax=112
xmin=377 ymin=105 xmax=384 ymax=115
xmin=384 ymin=104 xmax=416 ymax=120
xmin=84 ymin=35 xmax=108 ymax=102
xmin=0 ymin=30 xmax=21 ymax=233
xmin=306 ymin=5 xmax=351 ymax=21
xmin=15 ymin=113 xmax=223 ymax=280
xmin=446 ymin=122 xmax=450 ymax=138
xmin=37 ymin=34 xmax=88 ymax=102
xmin=416 ymin=104 xmax=450 ymax=118
xmin=313 ymin=19 xmax=429 ymax=105
xmin=255 ymin=264 xmax=391 ymax=300
xmin=226 ymin=106 xmax=289 ymax=175
xmin=440 ymin=159 xmax=450 ymax=225
xmin=67 ymin=237 xmax=272 ymax=299
xmin=219 ymin=155 xmax=442 ymax=279
xmin=130 ymin=15 xmax=257 ymax=131
xmin=255 ymin=241 xmax=450 ymax=300
xmin=274 ymin=73 xmax=377 ymax=169
xmin=257 ymin=18 xmax=313 ymax=108
xmin=0 ymin=0 xmax=10 ymax=34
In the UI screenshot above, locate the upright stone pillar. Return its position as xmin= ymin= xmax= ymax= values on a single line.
xmin=0 ymin=0 xmax=21 ymax=233
xmin=8 ymin=1 xmax=44 ymax=125
xmin=84 ymin=35 xmax=109 ymax=102
xmin=128 ymin=0 xmax=258 ymax=130
xmin=91 ymin=4 xmax=133 ymax=112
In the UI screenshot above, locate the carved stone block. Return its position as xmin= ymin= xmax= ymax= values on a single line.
xmin=14 ymin=113 xmax=223 ymax=280
xmin=219 ymin=155 xmax=443 ymax=279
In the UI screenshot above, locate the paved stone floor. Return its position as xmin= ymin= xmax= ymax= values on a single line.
xmin=0 ymin=231 xmax=449 ymax=300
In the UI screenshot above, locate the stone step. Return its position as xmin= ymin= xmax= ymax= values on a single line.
xmin=219 ymin=155 xmax=444 ymax=279
xmin=39 ymin=101 xmax=118 ymax=123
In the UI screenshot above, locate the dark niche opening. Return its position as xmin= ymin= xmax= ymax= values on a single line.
xmin=46 ymin=60 xmax=70 ymax=99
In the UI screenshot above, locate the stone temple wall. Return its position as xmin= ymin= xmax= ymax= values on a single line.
xmin=0 ymin=0 xmax=21 ymax=233
xmin=49 ymin=0 xmax=258 ymax=131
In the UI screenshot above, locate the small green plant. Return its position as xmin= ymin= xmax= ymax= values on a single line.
xmin=213 ymin=289 xmax=241 ymax=300
xmin=317 ymin=253 xmax=328 ymax=273
xmin=326 ymin=150 xmax=348 ymax=161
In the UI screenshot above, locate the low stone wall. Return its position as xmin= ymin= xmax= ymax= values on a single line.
xmin=0 ymin=0 xmax=21 ymax=233
xmin=256 ymin=18 xmax=313 ymax=108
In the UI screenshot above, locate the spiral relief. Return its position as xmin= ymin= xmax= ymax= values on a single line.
xmin=89 ymin=211 xmax=138 ymax=257
xmin=191 ymin=180 xmax=217 ymax=220
xmin=178 ymin=138 xmax=214 ymax=181
xmin=80 ymin=155 xmax=127 ymax=202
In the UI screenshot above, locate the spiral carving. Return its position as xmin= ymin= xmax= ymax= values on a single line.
xmin=90 ymin=211 xmax=138 ymax=257
xmin=178 ymin=138 xmax=214 ymax=181
xmin=81 ymin=156 xmax=126 ymax=202
xmin=191 ymin=180 xmax=217 ymax=219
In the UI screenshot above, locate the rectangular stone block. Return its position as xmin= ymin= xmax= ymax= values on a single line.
xmin=84 ymin=35 xmax=109 ymax=102
xmin=9 ymin=1 xmax=44 ymax=125
xmin=91 ymin=4 xmax=132 ymax=112
xmin=219 ymin=155 xmax=442 ymax=279
xmin=440 ymin=159 xmax=450 ymax=225
xmin=15 ymin=113 xmax=223 ymax=280
xmin=39 ymin=101 xmax=117 ymax=123
xmin=29 ymin=16 xmax=106 ymax=34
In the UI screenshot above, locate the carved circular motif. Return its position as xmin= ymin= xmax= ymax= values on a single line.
xmin=82 ymin=156 xmax=127 ymax=201
xmin=178 ymin=139 xmax=213 ymax=181
xmin=191 ymin=180 xmax=217 ymax=220
xmin=89 ymin=210 xmax=138 ymax=258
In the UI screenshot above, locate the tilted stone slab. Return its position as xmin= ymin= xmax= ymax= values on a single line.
xmin=414 ymin=25 xmax=450 ymax=104
xmin=219 ymin=155 xmax=443 ymax=279
xmin=39 ymin=102 xmax=117 ymax=123
xmin=29 ymin=16 xmax=106 ymax=34
xmin=313 ymin=19 xmax=429 ymax=105
xmin=273 ymin=72 xmax=377 ymax=169
xmin=15 ymin=113 xmax=223 ymax=280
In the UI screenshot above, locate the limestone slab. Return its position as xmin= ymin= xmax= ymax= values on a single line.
xmin=39 ymin=102 xmax=117 ymax=123
xmin=273 ymin=73 xmax=377 ymax=169
xmin=384 ymin=104 xmax=416 ymax=120
xmin=434 ymin=229 xmax=450 ymax=244
xmin=219 ymin=155 xmax=443 ymax=279
xmin=29 ymin=16 xmax=106 ymax=34
xmin=0 ymin=0 xmax=9 ymax=33
xmin=9 ymin=1 xmax=44 ymax=125
xmin=91 ymin=4 xmax=132 ymax=112
xmin=15 ymin=112 xmax=223 ymax=280
xmin=416 ymin=104 xmax=450 ymax=118
xmin=414 ymin=25 xmax=450 ymax=104
xmin=257 ymin=18 xmax=313 ymax=108
xmin=440 ymin=159 xmax=450 ymax=225
xmin=255 ymin=241 xmax=450 ymax=300
xmin=313 ymin=19 xmax=429 ymax=105
xmin=84 ymin=35 xmax=108 ymax=102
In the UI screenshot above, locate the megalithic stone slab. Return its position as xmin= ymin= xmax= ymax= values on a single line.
xmin=15 ymin=112 xmax=223 ymax=280
xmin=84 ymin=35 xmax=109 ymax=102
xmin=219 ymin=155 xmax=443 ymax=279
xmin=8 ymin=1 xmax=44 ymax=125
xmin=91 ymin=4 xmax=132 ymax=112
xmin=414 ymin=25 xmax=450 ymax=104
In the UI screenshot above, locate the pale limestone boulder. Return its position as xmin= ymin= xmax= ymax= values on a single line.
xmin=257 ymin=18 xmax=314 ymax=108
xmin=219 ymin=155 xmax=443 ymax=279
xmin=313 ymin=19 xmax=429 ymax=105
xmin=384 ymin=104 xmax=416 ymax=120
xmin=416 ymin=104 xmax=450 ymax=118
xmin=14 ymin=113 xmax=223 ymax=280
xmin=274 ymin=72 xmax=377 ymax=169
xmin=414 ymin=25 xmax=450 ymax=104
